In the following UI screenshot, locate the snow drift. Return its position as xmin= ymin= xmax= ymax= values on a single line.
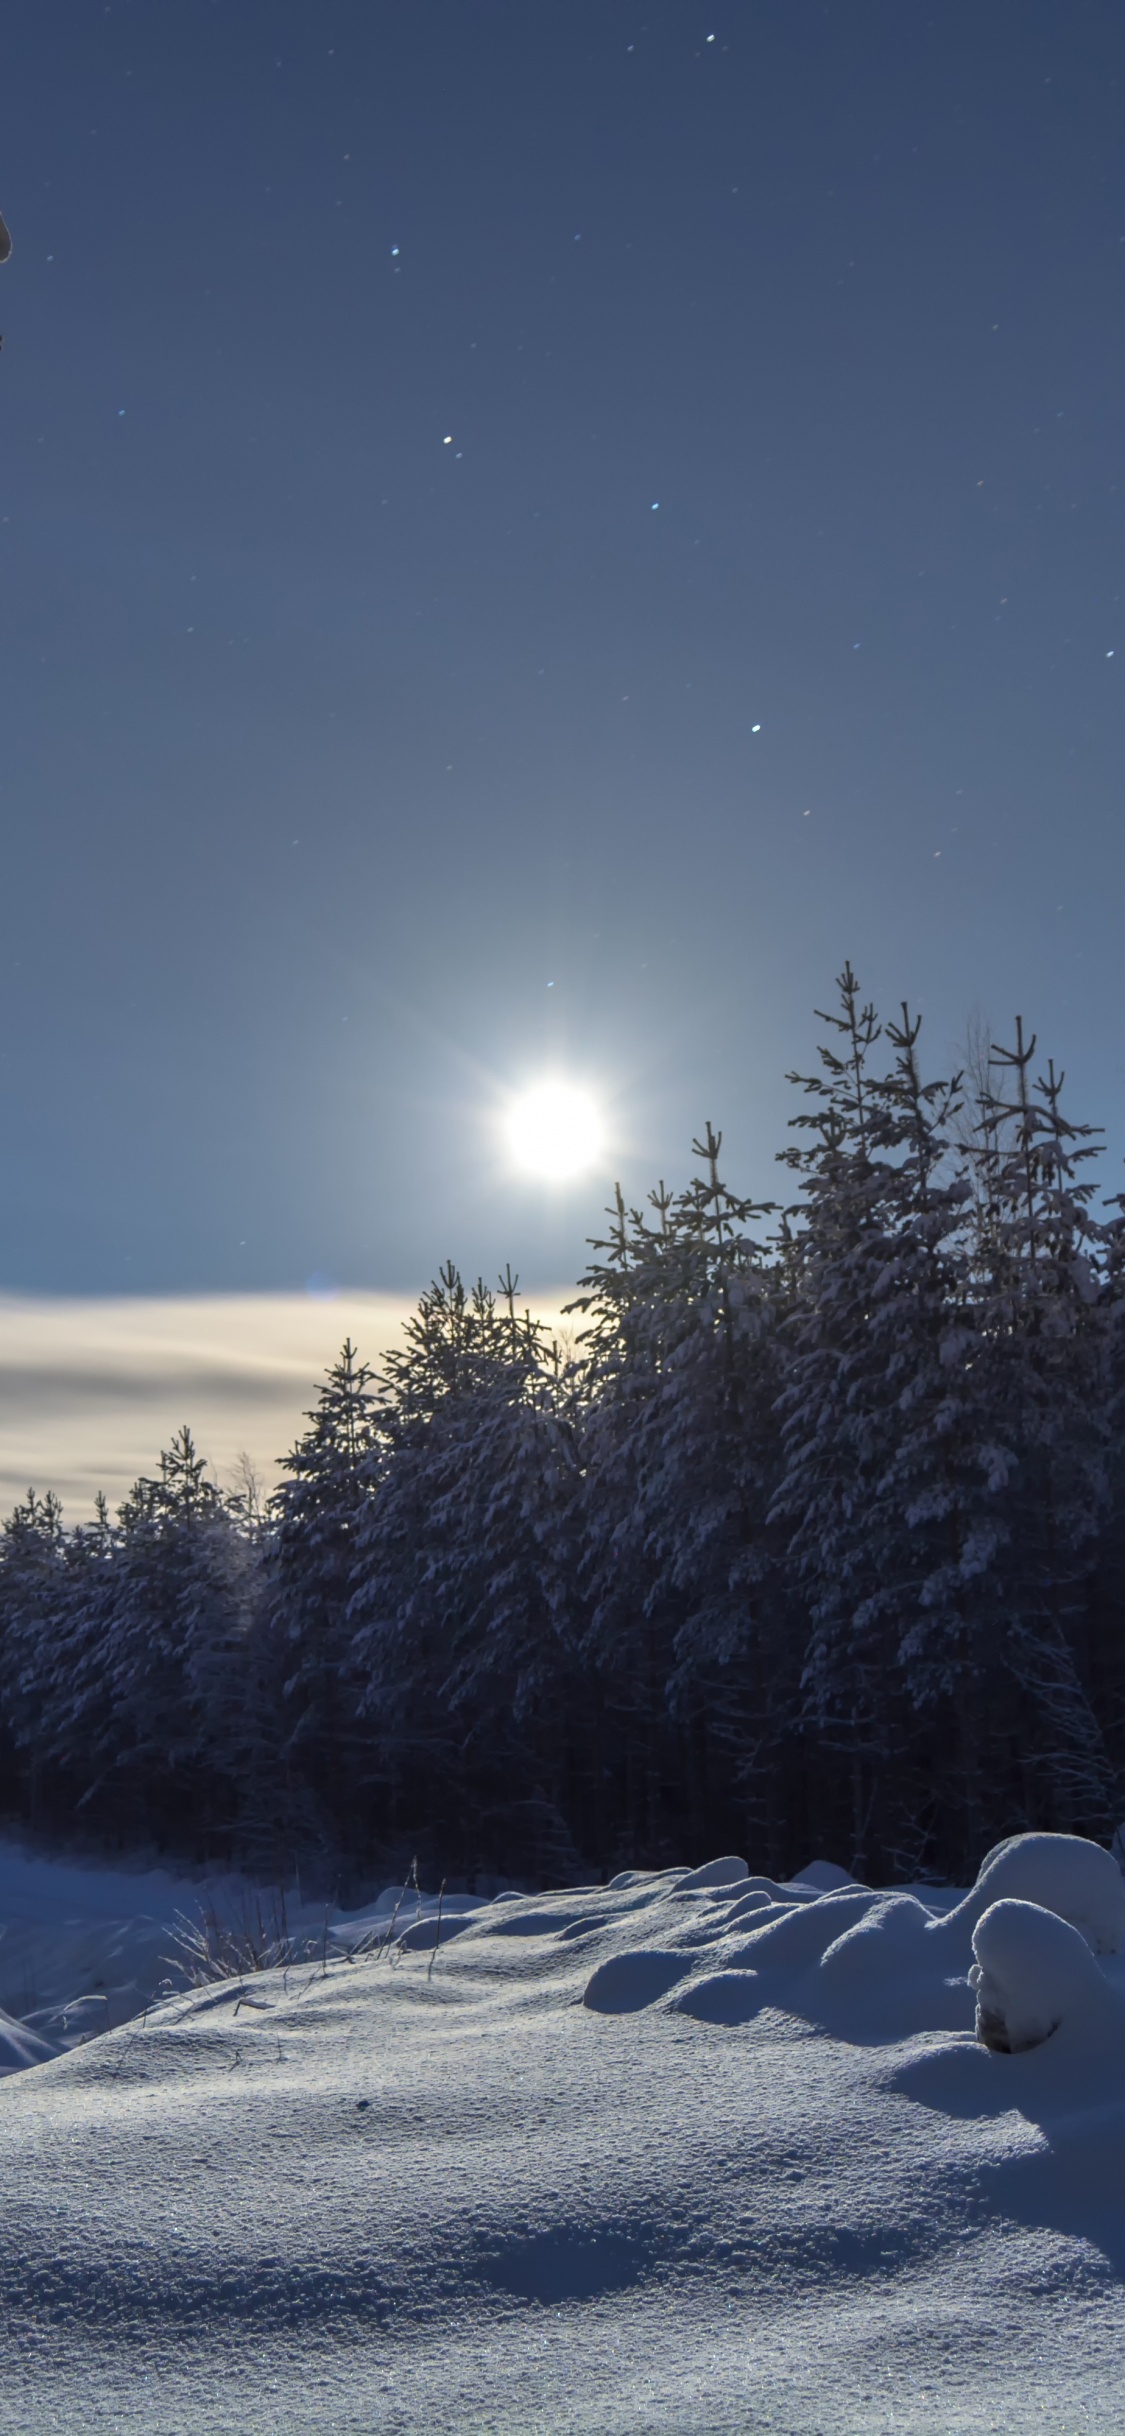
xmin=0 ymin=1830 xmax=1122 ymax=2430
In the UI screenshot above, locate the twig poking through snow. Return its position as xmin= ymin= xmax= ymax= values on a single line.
xmin=427 ymin=1879 xmax=446 ymax=1982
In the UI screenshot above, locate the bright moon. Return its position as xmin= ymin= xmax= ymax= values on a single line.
xmin=505 ymin=1080 xmax=604 ymax=1182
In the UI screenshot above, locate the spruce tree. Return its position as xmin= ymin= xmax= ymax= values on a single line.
xmin=769 ymin=967 xmax=914 ymax=1870
xmin=268 ymin=1339 xmax=381 ymax=1856
xmin=958 ymin=1022 xmax=1116 ymax=1836
xmin=75 ymin=1429 xmax=254 ymax=1846
xmin=573 ymin=1132 xmax=789 ymax=1868
xmin=348 ymin=1267 xmax=584 ymax=1877
xmin=0 ymin=1490 xmax=69 ymax=1824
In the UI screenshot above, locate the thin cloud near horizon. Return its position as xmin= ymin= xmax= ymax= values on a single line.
xmin=0 ymin=1291 xmax=574 ymax=1523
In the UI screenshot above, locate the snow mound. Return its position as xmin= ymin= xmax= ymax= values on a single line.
xmin=938 ymin=1830 xmax=1125 ymax=1959
xmin=393 ymin=1912 xmax=474 ymax=1952
xmin=726 ymin=1885 xmax=880 ymax=1971
xmin=970 ymin=1897 xmax=1122 ymax=2054
xmin=818 ymin=1892 xmax=932 ymax=2007
xmin=789 ymin=1858 xmax=861 ymax=1892
xmin=975 ymin=1831 xmax=1125 ymax=1952
xmin=582 ymin=1947 xmax=694 ymax=2012
xmin=675 ymin=1854 xmax=750 ymax=1890
xmin=673 ymin=1966 xmax=762 ymax=2024
xmin=574 ymin=1836 xmax=1125 ymax=2054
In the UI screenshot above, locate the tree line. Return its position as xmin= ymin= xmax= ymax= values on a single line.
xmin=2 ymin=966 xmax=1123 ymax=1890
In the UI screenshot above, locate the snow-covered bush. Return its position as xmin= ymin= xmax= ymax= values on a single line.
xmin=970 ymin=1897 xmax=1118 ymax=2053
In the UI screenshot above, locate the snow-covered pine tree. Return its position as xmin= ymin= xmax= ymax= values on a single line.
xmin=1093 ymin=1174 xmax=1125 ymax=1779
xmin=11 ymin=1495 xmax=126 ymax=1829
xmin=572 ymin=1131 xmax=789 ymax=1869
xmin=833 ymin=1004 xmax=998 ymax=1872
xmin=957 ymin=1021 xmax=1117 ymax=1837
xmin=769 ymin=969 xmax=978 ymax=1872
xmin=771 ymin=968 xmax=895 ymax=1869
xmin=0 ymin=1489 xmax=69 ymax=1823
xmin=267 ymin=1339 xmax=380 ymax=1859
xmin=348 ymin=1266 xmax=584 ymax=1878
xmin=69 ymin=1429 xmax=256 ymax=1847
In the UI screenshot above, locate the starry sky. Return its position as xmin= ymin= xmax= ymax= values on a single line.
xmin=1 ymin=0 xmax=1124 ymax=1302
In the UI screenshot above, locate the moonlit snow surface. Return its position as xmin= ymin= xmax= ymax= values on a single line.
xmin=1 ymin=1842 xmax=1125 ymax=2429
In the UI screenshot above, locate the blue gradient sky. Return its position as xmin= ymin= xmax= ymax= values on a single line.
xmin=1 ymin=0 xmax=1123 ymax=1299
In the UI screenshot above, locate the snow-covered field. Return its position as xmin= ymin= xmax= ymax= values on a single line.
xmin=0 ymin=1837 xmax=1123 ymax=2430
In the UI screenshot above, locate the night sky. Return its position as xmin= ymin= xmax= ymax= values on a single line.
xmin=2 ymin=0 xmax=1124 ymax=1302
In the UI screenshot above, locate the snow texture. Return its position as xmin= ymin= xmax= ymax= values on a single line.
xmin=0 ymin=1833 xmax=1123 ymax=2428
